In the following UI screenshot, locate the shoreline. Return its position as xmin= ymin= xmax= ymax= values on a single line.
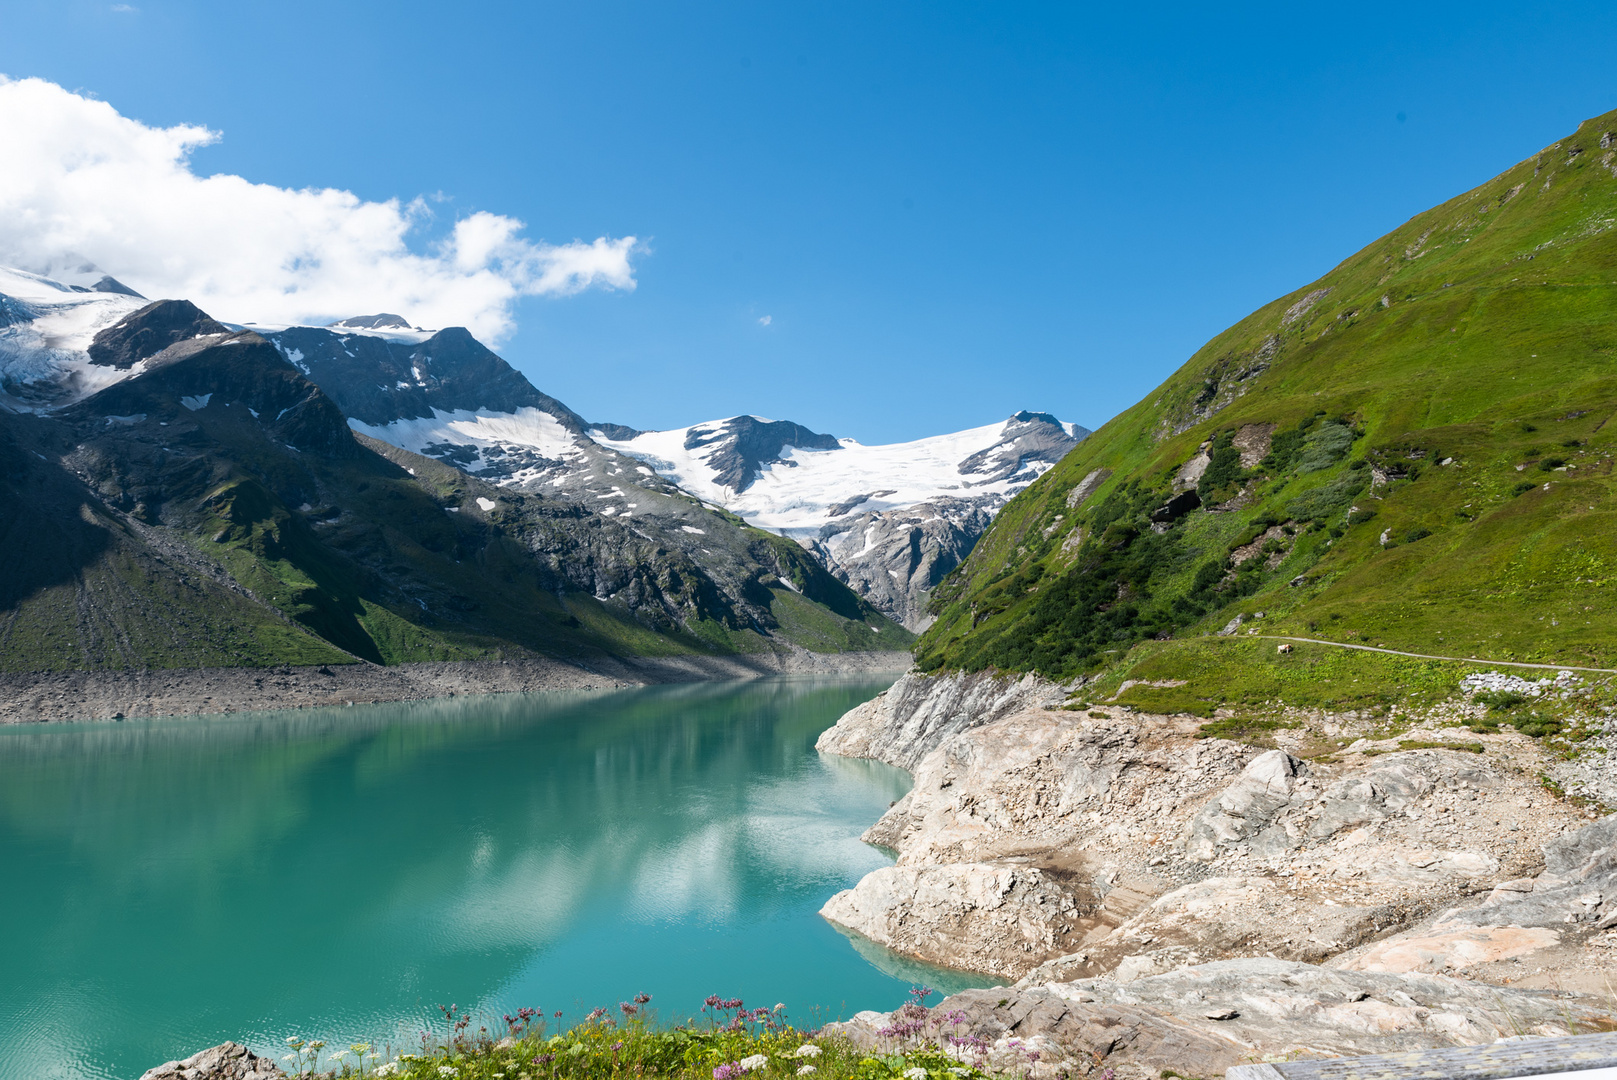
xmin=0 ymin=649 xmax=914 ymax=723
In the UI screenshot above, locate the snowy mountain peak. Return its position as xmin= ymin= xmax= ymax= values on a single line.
xmin=593 ymin=408 xmax=1089 ymax=629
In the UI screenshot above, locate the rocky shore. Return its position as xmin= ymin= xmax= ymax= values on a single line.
xmin=0 ymin=648 xmax=912 ymax=723
xmin=817 ymin=669 xmax=1617 ymax=1071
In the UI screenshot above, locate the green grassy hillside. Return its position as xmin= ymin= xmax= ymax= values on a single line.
xmin=916 ymin=108 xmax=1617 ymax=698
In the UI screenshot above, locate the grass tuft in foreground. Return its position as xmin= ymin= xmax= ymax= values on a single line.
xmin=277 ymin=991 xmax=1046 ymax=1080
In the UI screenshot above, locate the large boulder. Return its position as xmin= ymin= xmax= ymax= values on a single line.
xmin=139 ymin=1042 xmax=283 ymax=1080
xmin=819 ymin=862 xmax=1087 ymax=979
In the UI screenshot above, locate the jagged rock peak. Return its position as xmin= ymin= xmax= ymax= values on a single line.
xmin=329 ymin=313 xmax=413 ymax=330
xmin=682 ymin=415 xmax=842 ymax=492
xmin=87 ymin=299 xmax=229 ymax=370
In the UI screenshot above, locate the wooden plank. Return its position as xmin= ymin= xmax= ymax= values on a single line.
xmin=1225 ymin=1032 xmax=1617 ymax=1080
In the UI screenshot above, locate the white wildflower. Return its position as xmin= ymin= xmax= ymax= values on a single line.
xmin=375 ymin=1066 xmax=400 ymax=1078
xmin=439 ymin=1068 xmax=460 ymax=1077
xmin=739 ymin=1054 xmax=769 ymax=1072
xmin=793 ymin=1045 xmax=822 ymax=1058
xmin=285 ymin=1037 xmax=302 ymax=1046
xmin=904 ymin=1069 xmax=929 ymax=1080
xmin=797 ymin=1067 xmax=817 ymax=1076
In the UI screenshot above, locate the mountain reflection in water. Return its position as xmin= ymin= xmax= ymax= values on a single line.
xmin=0 ymin=675 xmax=991 ymax=1080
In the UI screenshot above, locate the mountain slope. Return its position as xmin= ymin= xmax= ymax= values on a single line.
xmin=595 ymin=411 xmax=1089 ymax=628
xmin=0 ymin=306 xmax=910 ymax=673
xmin=915 ymin=108 xmax=1617 ymax=702
xmin=252 ymin=316 xmax=1088 ymax=631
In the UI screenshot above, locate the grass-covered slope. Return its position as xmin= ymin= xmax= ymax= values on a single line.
xmin=917 ymin=108 xmax=1617 ymax=691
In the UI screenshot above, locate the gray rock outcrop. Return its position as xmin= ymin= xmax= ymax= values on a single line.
xmin=139 ymin=1042 xmax=283 ymax=1080
xmin=816 ymin=674 xmax=1599 ymax=984
xmin=805 ymin=497 xmax=993 ymax=631
xmin=826 ymin=958 xmax=1609 ymax=1077
xmin=813 ymin=670 xmax=1069 ymax=770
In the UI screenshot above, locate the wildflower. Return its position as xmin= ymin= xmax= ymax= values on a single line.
xmin=774 ymin=1003 xmax=786 ymax=1012
xmin=282 ymin=1055 xmax=298 ymax=1062
xmin=308 ymin=1041 xmax=325 ymax=1051
xmin=739 ymin=1054 xmax=769 ymax=1072
xmin=612 ymin=1042 xmax=624 ymax=1051
xmin=375 ymin=1066 xmax=400 ymax=1078
xmin=285 ymin=1037 xmax=302 ymax=1046
xmin=714 ymin=1065 xmax=736 ymax=1080
xmin=904 ymin=1069 xmax=928 ymax=1080
xmin=634 ymin=992 xmax=652 ymax=1005
xmin=792 ymin=1045 xmax=822 ymax=1058
xmin=797 ymin=1068 xmax=817 ymax=1076
xmin=439 ymin=1068 xmax=459 ymax=1078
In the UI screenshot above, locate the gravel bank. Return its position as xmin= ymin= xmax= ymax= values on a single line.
xmin=0 ymin=649 xmax=914 ymax=723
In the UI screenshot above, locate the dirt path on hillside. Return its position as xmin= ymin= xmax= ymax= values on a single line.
xmin=1253 ymin=635 xmax=1617 ymax=674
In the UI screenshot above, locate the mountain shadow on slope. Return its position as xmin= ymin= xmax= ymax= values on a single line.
xmin=268 ymin=324 xmax=588 ymax=427
xmin=3 ymin=314 xmax=909 ymax=672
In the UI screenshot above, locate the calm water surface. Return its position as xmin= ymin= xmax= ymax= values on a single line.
xmin=0 ymin=675 xmax=992 ymax=1080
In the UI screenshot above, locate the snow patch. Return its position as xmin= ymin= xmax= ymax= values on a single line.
xmin=180 ymin=393 xmax=212 ymax=411
xmin=476 ymin=497 xmax=497 ymax=512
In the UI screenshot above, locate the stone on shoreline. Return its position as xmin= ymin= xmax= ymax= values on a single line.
xmin=139 ymin=1041 xmax=283 ymax=1080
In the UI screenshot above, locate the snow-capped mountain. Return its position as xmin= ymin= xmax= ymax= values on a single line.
xmin=0 ymin=265 xmax=150 ymax=410
xmin=0 ymin=262 xmax=1086 ymax=630
xmin=593 ymin=411 xmax=1089 ymax=628
xmin=0 ymin=271 xmax=904 ymax=662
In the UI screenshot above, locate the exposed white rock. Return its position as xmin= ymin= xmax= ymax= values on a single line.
xmin=827 ymin=958 xmax=1611 ymax=1077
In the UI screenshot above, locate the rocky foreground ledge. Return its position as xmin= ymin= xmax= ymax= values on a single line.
xmin=816 ymin=669 xmax=1617 ymax=1070
xmin=0 ymin=649 xmax=913 ymax=723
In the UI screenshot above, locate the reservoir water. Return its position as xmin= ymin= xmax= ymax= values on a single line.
xmin=0 ymin=674 xmax=991 ymax=1080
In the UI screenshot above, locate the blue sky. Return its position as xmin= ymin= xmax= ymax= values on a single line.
xmin=3 ymin=1 xmax=1615 ymax=442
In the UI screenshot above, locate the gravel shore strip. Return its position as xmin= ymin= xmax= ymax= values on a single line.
xmin=0 ymin=650 xmax=915 ymax=723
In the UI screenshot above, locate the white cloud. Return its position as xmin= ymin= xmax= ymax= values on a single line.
xmin=758 ymin=314 xmax=772 ymax=326
xmin=0 ymin=76 xmax=638 ymax=342
xmin=110 ymin=4 xmax=138 ymax=12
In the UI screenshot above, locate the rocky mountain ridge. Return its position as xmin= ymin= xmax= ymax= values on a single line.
xmin=596 ymin=410 xmax=1090 ymax=629
xmin=0 ymin=289 xmax=910 ymax=677
xmin=1 ymin=256 xmax=1091 ymax=632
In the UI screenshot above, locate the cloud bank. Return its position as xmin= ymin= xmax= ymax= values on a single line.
xmin=0 ymin=76 xmax=637 ymax=341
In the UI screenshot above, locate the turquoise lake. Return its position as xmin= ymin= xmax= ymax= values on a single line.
xmin=0 ymin=675 xmax=994 ymax=1080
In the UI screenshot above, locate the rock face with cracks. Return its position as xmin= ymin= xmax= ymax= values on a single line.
xmin=139 ymin=1042 xmax=284 ymax=1080
xmin=825 ymin=959 xmax=1612 ymax=1079
xmin=817 ymin=669 xmax=1617 ymax=1058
